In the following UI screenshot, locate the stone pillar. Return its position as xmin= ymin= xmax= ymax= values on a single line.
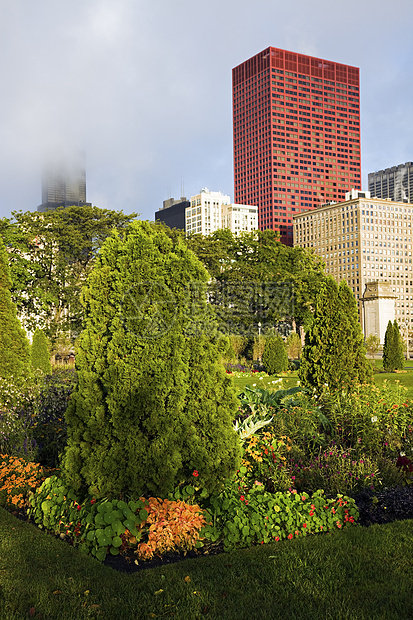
xmin=362 ymin=281 xmax=396 ymax=344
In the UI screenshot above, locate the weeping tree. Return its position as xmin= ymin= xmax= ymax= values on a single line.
xmin=0 ymin=236 xmax=30 ymax=380
xmin=61 ymin=221 xmax=241 ymax=499
xmin=299 ymin=278 xmax=372 ymax=393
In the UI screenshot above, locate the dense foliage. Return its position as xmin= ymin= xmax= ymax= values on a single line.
xmin=383 ymin=320 xmax=404 ymax=372
xmin=0 ymin=205 xmax=138 ymax=343
xmin=0 ymin=236 xmax=30 ymax=380
xmin=184 ymin=228 xmax=326 ymax=334
xmin=262 ymin=333 xmax=288 ymax=374
xmin=62 ymin=221 xmax=241 ymax=499
xmin=30 ymin=329 xmax=52 ymax=375
xmin=299 ymin=278 xmax=372 ymax=393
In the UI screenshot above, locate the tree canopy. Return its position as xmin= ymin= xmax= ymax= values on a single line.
xmin=184 ymin=229 xmax=326 ymax=334
xmin=0 ymin=205 xmax=137 ymax=343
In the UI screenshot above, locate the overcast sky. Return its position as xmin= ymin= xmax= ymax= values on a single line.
xmin=0 ymin=0 xmax=413 ymax=222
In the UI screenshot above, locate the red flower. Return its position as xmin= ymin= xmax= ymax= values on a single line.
xmin=192 ymin=470 xmax=199 ymax=477
xmin=275 ymin=536 xmax=280 ymax=542
xmin=288 ymin=533 xmax=293 ymax=540
xmin=245 ymin=500 xmax=249 ymax=505
xmin=90 ymin=498 xmax=96 ymax=505
xmin=396 ymin=455 xmax=413 ymax=473
xmin=77 ymin=505 xmax=81 ymax=511
xmin=303 ymin=523 xmax=307 ymax=528
xmin=309 ymin=511 xmax=314 ymax=516
xmin=240 ymin=495 xmax=245 ymax=501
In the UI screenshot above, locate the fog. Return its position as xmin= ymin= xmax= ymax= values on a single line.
xmin=0 ymin=0 xmax=412 ymax=221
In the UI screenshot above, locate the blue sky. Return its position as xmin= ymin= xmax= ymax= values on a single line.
xmin=0 ymin=0 xmax=412 ymax=222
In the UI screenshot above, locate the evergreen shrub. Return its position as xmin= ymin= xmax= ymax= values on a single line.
xmin=30 ymin=329 xmax=52 ymax=375
xmin=383 ymin=320 xmax=405 ymax=372
xmin=0 ymin=236 xmax=30 ymax=380
xmin=262 ymin=333 xmax=288 ymax=374
xmin=299 ymin=278 xmax=372 ymax=393
xmin=61 ymin=221 xmax=241 ymax=499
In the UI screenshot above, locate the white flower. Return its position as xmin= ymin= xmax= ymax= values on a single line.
xmin=252 ymin=384 xmax=256 ymax=387
xmin=259 ymin=377 xmax=263 ymax=380
xmin=371 ymin=416 xmax=378 ymax=423
xmin=400 ymin=451 xmax=406 ymax=457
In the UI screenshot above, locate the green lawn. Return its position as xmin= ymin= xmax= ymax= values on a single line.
xmin=231 ymin=364 xmax=413 ymax=399
xmin=1 ymin=506 xmax=413 ymax=619
xmin=231 ymin=372 xmax=299 ymax=394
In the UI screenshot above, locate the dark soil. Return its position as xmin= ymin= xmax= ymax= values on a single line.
xmin=9 ymin=485 xmax=413 ymax=575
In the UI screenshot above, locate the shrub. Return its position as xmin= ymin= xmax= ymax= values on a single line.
xmin=383 ymin=320 xmax=404 ymax=372
xmin=262 ymin=333 xmax=288 ymax=374
xmin=62 ymin=221 xmax=241 ymax=499
xmin=0 ymin=374 xmax=41 ymax=460
xmin=30 ymin=368 xmax=77 ymax=467
xmin=0 ymin=368 xmax=76 ymax=464
xmin=318 ymin=380 xmax=413 ymax=458
xmin=0 ymin=236 xmax=30 ymax=380
xmin=30 ymin=329 xmax=52 ymax=375
xmin=299 ymin=278 xmax=372 ymax=393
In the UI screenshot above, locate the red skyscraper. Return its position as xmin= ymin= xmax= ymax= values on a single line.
xmin=233 ymin=47 xmax=361 ymax=244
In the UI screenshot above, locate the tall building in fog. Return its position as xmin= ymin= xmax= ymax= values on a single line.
xmin=233 ymin=47 xmax=361 ymax=244
xmin=37 ymin=152 xmax=90 ymax=212
xmin=368 ymin=162 xmax=413 ymax=204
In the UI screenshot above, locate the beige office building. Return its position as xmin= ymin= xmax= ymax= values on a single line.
xmin=293 ymin=190 xmax=413 ymax=327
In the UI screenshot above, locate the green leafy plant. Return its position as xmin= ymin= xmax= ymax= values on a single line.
xmin=203 ymin=476 xmax=358 ymax=551
xmin=28 ymin=475 xmax=149 ymax=561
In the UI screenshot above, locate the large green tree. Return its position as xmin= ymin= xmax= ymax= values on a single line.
xmin=0 ymin=205 xmax=137 ymax=343
xmin=299 ymin=278 xmax=372 ymax=393
xmin=61 ymin=221 xmax=241 ymax=499
xmin=185 ymin=229 xmax=326 ymax=334
xmin=0 ymin=236 xmax=30 ymax=379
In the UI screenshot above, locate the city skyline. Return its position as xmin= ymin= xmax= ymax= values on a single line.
xmin=233 ymin=47 xmax=361 ymax=243
xmin=0 ymin=1 xmax=412 ymax=224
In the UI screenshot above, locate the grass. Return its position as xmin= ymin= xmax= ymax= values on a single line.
xmin=231 ymin=372 xmax=299 ymax=393
xmin=231 ymin=362 xmax=413 ymax=399
xmin=1 ymin=506 xmax=413 ymax=619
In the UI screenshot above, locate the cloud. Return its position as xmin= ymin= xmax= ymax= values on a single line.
xmin=0 ymin=0 xmax=412 ymax=219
